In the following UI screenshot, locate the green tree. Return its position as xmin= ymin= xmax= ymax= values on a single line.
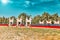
xmin=42 ymin=12 xmax=51 ymax=20
xmin=2 ymin=16 xmax=5 ymax=24
xmin=0 ymin=17 xmax=2 ymax=24
xmin=52 ymin=13 xmax=58 ymax=20
xmin=32 ymin=15 xmax=41 ymax=24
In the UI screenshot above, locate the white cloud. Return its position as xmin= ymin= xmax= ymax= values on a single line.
xmin=31 ymin=2 xmax=35 ymax=6
xmin=9 ymin=1 xmax=13 ymax=3
xmin=23 ymin=1 xmax=31 ymax=7
xmin=40 ymin=0 xmax=53 ymax=2
xmin=25 ymin=1 xmax=30 ymax=5
xmin=24 ymin=4 xmax=28 ymax=7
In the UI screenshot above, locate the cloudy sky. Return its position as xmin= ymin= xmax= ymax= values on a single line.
xmin=0 ymin=0 xmax=60 ymax=17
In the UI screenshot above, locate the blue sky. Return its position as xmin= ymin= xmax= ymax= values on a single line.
xmin=0 ymin=0 xmax=60 ymax=17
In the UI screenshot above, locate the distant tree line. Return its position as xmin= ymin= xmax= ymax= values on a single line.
xmin=0 ymin=12 xmax=60 ymax=24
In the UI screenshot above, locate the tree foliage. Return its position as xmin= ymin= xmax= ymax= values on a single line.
xmin=0 ymin=12 xmax=59 ymax=24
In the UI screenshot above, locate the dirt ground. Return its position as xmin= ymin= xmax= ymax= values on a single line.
xmin=0 ymin=27 xmax=60 ymax=40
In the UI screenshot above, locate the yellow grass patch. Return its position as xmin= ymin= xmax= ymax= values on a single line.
xmin=0 ymin=27 xmax=60 ymax=40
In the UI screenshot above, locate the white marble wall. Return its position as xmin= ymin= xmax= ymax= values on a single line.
xmin=54 ymin=21 xmax=59 ymax=24
xmin=17 ymin=18 xmax=22 ymax=26
xmin=26 ymin=17 xmax=32 ymax=26
xmin=39 ymin=21 xmax=44 ymax=24
xmin=46 ymin=21 xmax=51 ymax=24
xmin=9 ymin=18 xmax=14 ymax=26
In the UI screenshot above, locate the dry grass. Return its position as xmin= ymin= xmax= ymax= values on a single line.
xmin=0 ymin=27 xmax=60 ymax=40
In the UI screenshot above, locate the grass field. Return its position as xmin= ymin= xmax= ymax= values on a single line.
xmin=0 ymin=27 xmax=60 ymax=40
